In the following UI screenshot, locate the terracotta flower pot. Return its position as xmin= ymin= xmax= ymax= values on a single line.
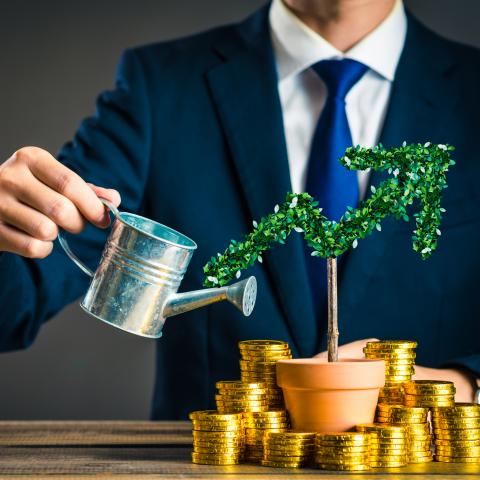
xmin=276 ymin=358 xmax=385 ymax=432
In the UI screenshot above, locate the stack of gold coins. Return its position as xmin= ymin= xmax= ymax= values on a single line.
xmin=432 ymin=403 xmax=480 ymax=463
xmin=378 ymin=385 xmax=404 ymax=405
xmin=243 ymin=410 xmax=290 ymax=463
xmin=363 ymin=340 xmax=417 ymax=404
xmin=376 ymin=404 xmax=432 ymax=463
xmin=262 ymin=431 xmax=316 ymax=468
xmin=315 ymin=432 xmax=371 ymax=471
xmin=239 ymin=340 xmax=292 ymax=409
xmin=215 ymin=381 xmax=269 ymax=413
xmin=403 ymin=381 xmax=456 ymax=408
xmin=189 ymin=410 xmax=244 ymax=465
xmin=356 ymin=424 xmax=409 ymax=468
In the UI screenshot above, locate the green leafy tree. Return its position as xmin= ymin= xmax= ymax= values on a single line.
xmin=203 ymin=143 xmax=455 ymax=361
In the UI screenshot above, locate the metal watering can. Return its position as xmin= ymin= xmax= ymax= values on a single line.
xmin=58 ymin=199 xmax=257 ymax=338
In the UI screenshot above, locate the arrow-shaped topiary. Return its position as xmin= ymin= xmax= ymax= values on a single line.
xmin=203 ymin=142 xmax=455 ymax=360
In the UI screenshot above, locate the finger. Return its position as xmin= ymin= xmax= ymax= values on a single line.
xmin=15 ymin=172 xmax=86 ymax=234
xmin=86 ymin=183 xmax=121 ymax=206
xmin=314 ymin=338 xmax=379 ymax=359
xmin=0 ymin=196 xmax=58 ymax=241
xmin=87 ymin=183 xmax=122 ymax=228
xmin=28 ymin=151 xmax=108 ymax=226
xmin=0 ymin=221 xmax=53 ymax=258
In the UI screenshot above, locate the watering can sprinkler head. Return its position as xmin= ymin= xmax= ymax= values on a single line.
xmin=163 ymin=276 xmax=257 ymax=319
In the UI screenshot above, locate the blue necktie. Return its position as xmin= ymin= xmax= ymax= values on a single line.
xmin=304 ymin=59 xmax=368 ymax=314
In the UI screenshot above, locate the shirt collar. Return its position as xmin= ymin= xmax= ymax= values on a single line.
xmin=269 ymin=0 xmax=407 ymax=82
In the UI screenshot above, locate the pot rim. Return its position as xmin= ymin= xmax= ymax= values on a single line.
xmin=277 ymin=358 xmax=385 ymax=366
xmin=276 ymin=358 xmax=386 ymax=390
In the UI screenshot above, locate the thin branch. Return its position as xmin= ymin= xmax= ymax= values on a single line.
xmin=327 ymin=257 xmax=339 ymax=362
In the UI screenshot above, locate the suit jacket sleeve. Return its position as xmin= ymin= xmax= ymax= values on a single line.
xmin=0 ymin=48 xmax=151 ymax=351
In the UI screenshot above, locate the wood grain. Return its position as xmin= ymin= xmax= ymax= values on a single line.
xmin=0 ymin=421 xmax=477 ymax=478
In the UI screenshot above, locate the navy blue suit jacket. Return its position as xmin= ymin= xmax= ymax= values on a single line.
xmin=1 ymin=5 xmax=480 ymax=419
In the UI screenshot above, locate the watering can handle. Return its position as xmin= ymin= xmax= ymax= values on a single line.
xmin=57 ymin=198 xmax=120 ymax=278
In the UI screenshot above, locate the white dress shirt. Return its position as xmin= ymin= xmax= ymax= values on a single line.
xmin=269 ymin=0 xmax=407 ymax=197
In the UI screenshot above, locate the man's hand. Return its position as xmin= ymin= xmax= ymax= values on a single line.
xmin=414 ymin=365 xmax=475 ymax=403
xmin=315 ymin=339 xmax=476 ymax=402
xmin=0 ymin=147 xmax=121 ymax=258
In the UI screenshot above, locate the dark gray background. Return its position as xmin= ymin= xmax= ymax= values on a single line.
xmin=0 ymin=1 xmax=478 ymax=420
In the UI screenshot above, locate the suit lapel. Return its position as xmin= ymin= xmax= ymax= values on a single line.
xmin=205 ymin=7 xmax=317 ymax=356
xmin=339 ymin=13 xmax=458 ymax=318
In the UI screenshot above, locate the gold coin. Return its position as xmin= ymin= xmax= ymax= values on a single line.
xmin=432 ymin=403 xmax=480 ymax=418
xmin=240 ymin=354 xmax=292 ymax=361
xmin=193 ymin=442 xmax=244 ymax=450
xmin=216 ymin=394 xmax=267 ymax=402
xmin=261 ymin=459 xmax=307 ymax=468
xmin=239 ymin=367 xmax=279 ymax=374
xmin=318 ymin=439 xmax=373 ymax=447
xmin=266 ymin=431 xmax=315 ymax=439
xmin=216 ymin=381 xmax=266 ymax=390
xmin=191 ymin=452 xmax=241 ymax=460
xmin=433 ymin=430 xmax=480 ymax=440
xmin=193 ymin=436 xmax=244 ymax=443
xmin=369 ymin=460 xmax=407 ymax=468
xmin=409 ymin=441 xmax=433 ymax=449
xmin=245 ymin=420 xmax=289 ymax=428
xmin=190 ymin=416 xmax=243 ymax=424
xmin=264 ymin=444 xmax=315 ymax=452
xmin=369 ymin=447 xmax=408 ymax=454
xmin=191 ymin=457 xmax=240 ymax=465
xmin=193 ymin=445 xmax=243 ymax=454
xmin=192 ymin=425 xmax=242 ymax=432
xmin=245 ymin=410 xmax=287 ymax=418
xmin=375 ymin=415 xmax=426 ymax=424
xmin=436 ymin=446 xmax=480 ymax=455
xmin=315 ymin=432 xmax=369 ymax=442
xmin=404 ymin=380 xmax=455 ymax=392
xmin=365 ymin=340 xmax=417 ymax=349
xmin=435 ymin=455 xmax=480 ymax=463
xmin=192 ymin=430 xmax=241 ymax=438
xmin=239 ymin=339 xmax=289 ymax=349
xmin=385 ymin=365 xmax=416 ymax=373
xmin=189 ymin=410 xmax=243 ymax=421
xmin=385 ymin=377 xmax=414 ymax=384
xmin=433 ymin=422 xmax=480 ymax=432
xmin=408 ymin=450 xmax=433 ymax=456
xmin=314 ymin=457 xmax=368 ymax=466
xmin=216 ymin=397 xmax=268 ymax=404
xmin=404 ymin=395 xmax=456 ymax=403
xmin=317 ymin=463 xmax=369 ymax=471
xmin=390 ymin=406 xmax=429 ymax=415
xmin=315 ymin=450 xmax=369 ymax=463
xmin=366 ymin=352 xmax=416 ymax=360
xmin=409 ymin=456 xmax=433 ymax=463
xmin=218 ymin=407 xmax=268 ymax=414
xmin=434 ymin=439 xmax=480 ymax=447
xmin=380 ymin=386 xmax=405 ymax=392
xmin=265 ymin=454 xmax=311 ymax=462
xmin=316 ymin=445 xmax=369 ymax=453
xmin=405 ymin=400 xmax=455 ymax=408
xmin=356 ymin=424 xmax=407 ymax=437
xmin=240 ymin=370 xmax=278 ymax=375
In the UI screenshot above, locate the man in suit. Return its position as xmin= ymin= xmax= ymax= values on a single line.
xmin=0 ymin=0 xmax=478 ymax=419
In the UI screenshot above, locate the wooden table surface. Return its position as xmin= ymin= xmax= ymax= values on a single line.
xmin=0 ymin=421 xmax=478 ymax=479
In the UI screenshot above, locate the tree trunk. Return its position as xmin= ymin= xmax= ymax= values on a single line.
xmin=327 ymin=257 xmax=338 ymax=362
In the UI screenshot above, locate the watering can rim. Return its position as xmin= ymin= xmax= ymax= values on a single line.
xmin=105 ymin=200 xmax=197 ymax=251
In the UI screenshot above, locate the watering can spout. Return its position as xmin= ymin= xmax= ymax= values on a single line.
xmin=163 ymin=276 xmax=257 ymax=319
